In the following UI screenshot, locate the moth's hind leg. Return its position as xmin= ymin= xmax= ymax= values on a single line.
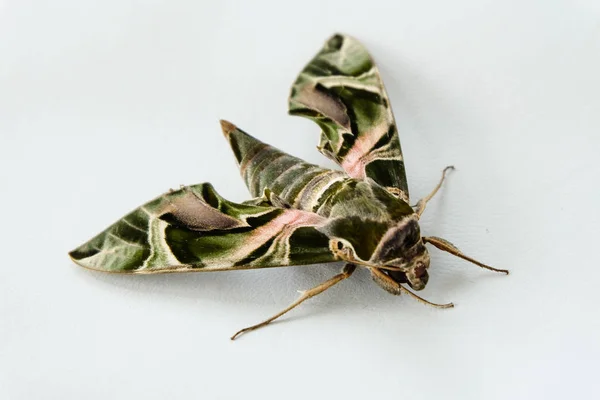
xmin=414 ymin=166 xmax=455 ymax=218
xmin=423 ymin=236 xmax=509 ymax=274
xmin=231 ymin=263 xmax=357 ymax=340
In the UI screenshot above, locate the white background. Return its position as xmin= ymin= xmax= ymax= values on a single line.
xmin=1 ymin=1 xmax=599 ymax=399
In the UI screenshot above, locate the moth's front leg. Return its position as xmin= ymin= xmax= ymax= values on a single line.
xmin=371 ymin=267 xmax=403 ymax=295
xmin=231 ymin=263 xmax=357 ymax=340
xmin=370 ymin=268 xmax=454 ymax=308
xmin=414 ymin=166 xmax=455 ymax=218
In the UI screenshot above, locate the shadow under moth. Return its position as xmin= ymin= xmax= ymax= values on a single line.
xmin=70 ymin=33 xmax=508 ymax=340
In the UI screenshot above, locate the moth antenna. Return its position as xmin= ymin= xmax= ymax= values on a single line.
xmin=338 ymin=258 xmax=404 ymax=272
xmin=423 ymin=236 xmax=509 ymax=274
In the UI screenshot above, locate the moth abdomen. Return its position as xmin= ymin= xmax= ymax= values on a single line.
xmin=220 ymin=120 xmax=348 ymax=213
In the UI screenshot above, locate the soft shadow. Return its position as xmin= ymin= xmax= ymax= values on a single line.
xmin=70 ymin=253 xmax=489 ymax=316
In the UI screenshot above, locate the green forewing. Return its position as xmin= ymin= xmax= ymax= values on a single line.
xmin=69 ymin=184 xmax=339 ymax=273
xmin=289 ymin=33 xmax=409 ymax=201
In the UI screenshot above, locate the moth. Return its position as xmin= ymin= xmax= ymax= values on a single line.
xmin=70 ymin=34 xmax=508 ymax=340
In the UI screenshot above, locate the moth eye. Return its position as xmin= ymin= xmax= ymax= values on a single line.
xmin=336 ymin=241 xmax=344 ymax=250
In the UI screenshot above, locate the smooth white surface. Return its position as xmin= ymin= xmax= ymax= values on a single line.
xmin=1 ymin=1 xmax=599 ymax=399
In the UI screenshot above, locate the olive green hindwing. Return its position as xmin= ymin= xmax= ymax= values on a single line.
xmin=289 ymin=33 xmax=409 ymax=201
xmin=69 ymin=184 xmax=339 ymax=273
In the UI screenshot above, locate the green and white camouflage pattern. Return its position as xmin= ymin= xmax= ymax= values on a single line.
xmin=70 ymin=34 xmax=430 ymax=291
xmin=221 ymin=121 xmax=415 ymax=263
xmin=70 ymin=183 xmax=337 ymax=273
xmin=289 ymin=34 xmax=409 ymax=201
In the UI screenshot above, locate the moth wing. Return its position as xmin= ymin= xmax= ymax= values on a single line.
xmin=289 ymin=33 xmax=409 ymax=201
xmin=69 ymin=183 xmax=340 ymax=273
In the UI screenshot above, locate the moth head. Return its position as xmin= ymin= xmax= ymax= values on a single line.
xmin=385 ymin=250 xmax=430 ymax=291
xmin=371 ymin=217 xmax=430 ymax=291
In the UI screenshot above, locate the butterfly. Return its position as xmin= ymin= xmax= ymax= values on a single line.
xmin=70 ymin=34 xmax=508 ymax=340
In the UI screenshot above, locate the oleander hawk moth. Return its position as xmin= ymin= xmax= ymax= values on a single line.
xmin=70 ymin=34 xmax=508 ymax=339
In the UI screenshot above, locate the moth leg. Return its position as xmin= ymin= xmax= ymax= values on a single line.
xmin=423 ymin=236 xmax=509 ymax=274
xmin=370 ymin=267 xmax=402 ymax=295
xmin=414 ymin=166 xmax=455 ymax=218
xmin=231 ymin=263 xmax=357 ymax=340
xmin=370 ymin=268 xmax=454 ymax=308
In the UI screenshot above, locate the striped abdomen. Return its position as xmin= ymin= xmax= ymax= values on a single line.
xmin=220 ymin=121 xmax=348 ymax=214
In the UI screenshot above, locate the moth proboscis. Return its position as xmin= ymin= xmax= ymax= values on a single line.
xmin=70 ymin=34 xmax=508 ymax=340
